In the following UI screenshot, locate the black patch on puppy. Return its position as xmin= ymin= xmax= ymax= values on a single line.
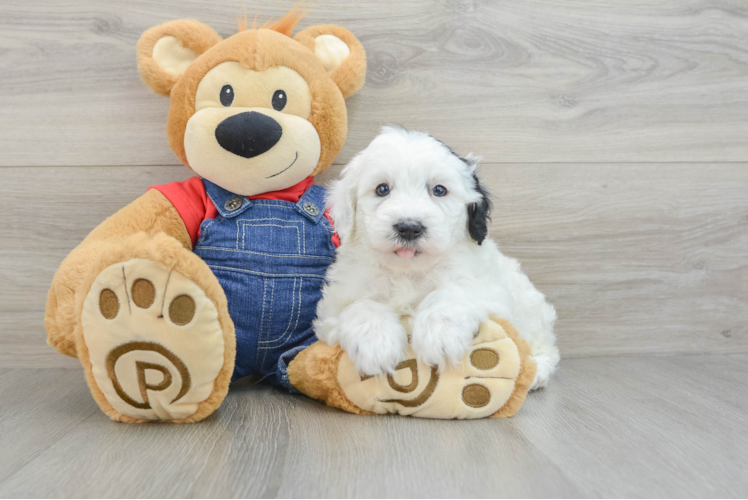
xmin=385 ymin=126 xmax=493 ymax=244
xmin=425 ymin=131 xmax=493 ymax=244
xmin=468 ymin=173 xmax=492 ymax=245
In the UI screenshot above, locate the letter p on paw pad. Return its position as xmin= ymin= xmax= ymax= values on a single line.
xmin=80 ymin=258 xmax=228 ymax=422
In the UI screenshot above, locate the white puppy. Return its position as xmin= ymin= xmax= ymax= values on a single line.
xmin=314 ymin=127 xmax=559 ymax=390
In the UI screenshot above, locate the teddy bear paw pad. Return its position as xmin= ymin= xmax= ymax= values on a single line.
xmin=81 ymin=258 xmax=225 ymax=421
xmin=337 ymin=320 xmax=527 ymax=419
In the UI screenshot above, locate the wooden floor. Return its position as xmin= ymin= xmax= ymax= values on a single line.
xmin=1 ymin=0 xmax=747 ymax=497
xmin=1 ymin=355 xmax=746 ymax=498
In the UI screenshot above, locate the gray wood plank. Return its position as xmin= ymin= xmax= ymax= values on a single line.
xmin=2 ymin=371 xmax=581 ymax=498
xmin=515 ymin=355 xmax=748 ymax=497
xmin=0 ymin=166 xmax=194 ymax=368
xmin=1 ymin=357 xmax=746 ymax=497
xmin=1 ymin=0 xmax=748 ymax=167
xmin=482 ymin=163 xmax=748 ymax=359
xmin=2 ymin=163 xmax=746 ymax=367
xmin=0 ymin=369 xmax=100 ymax=484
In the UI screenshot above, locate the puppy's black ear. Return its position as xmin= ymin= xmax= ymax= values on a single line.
xmin=467 ymin=173 xmax=492 ymax=245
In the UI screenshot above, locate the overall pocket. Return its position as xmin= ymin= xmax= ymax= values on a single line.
xmin=239 ymin=217 xmax=305 ymax=255
xmin=256 ymin=275 xmax=324 ymax=349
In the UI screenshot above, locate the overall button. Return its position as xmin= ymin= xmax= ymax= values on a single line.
xmin=224 ymin=196 xmax=243 ymax=211
xmin=303 ymin=201 xmax=319 ymax=216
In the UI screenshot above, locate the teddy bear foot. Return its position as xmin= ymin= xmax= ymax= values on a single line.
xmin=77 ymin=234 xmax=235 ymax=423
xmin=289 ymin=318 xmax=537 ymax=419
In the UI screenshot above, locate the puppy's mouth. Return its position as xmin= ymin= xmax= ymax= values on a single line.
xmin=394 ymin=247 xmax=420 ymax=259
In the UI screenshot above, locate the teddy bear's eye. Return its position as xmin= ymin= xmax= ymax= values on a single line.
xmin=272 ymin=90 xmax=287 ymax=111
xmin=220 ymin=85 xmax=234 ymax=107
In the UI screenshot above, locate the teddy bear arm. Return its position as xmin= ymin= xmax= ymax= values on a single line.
xmin=84 ymin=189 xmax=191 ymax=249
xmin=45 ymin=189 xmax=190 ymax=357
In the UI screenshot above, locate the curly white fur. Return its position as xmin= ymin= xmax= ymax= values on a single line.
xmin=314 ymin=127 xmax=559 ymax=390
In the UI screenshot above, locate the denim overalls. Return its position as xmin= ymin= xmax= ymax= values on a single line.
xmin=193 ymin=179 xmax=335 ymax=390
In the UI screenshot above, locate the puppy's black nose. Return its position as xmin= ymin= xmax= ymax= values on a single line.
xmin=215 ymin=111 xmax=282 ymax=158
xmin=394 ymin=220 xmax=425 ymax=241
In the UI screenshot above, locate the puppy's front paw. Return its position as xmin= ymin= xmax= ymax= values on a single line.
xmin=337 ymin=301 xmax=407 ymax=376
xmin=411 ymin=311 xmax=478 ymax=370
xmin=346 ymin=332 xmax=407 ymax=377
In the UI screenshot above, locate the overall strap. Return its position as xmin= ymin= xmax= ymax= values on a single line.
xmin=202 ymin=179 xmax=254 ymax=218
xmin=294 ymin=184 xmax=327 ymax=224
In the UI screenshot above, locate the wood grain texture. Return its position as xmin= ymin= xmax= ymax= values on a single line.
xmin=1 ymin=0 xmax=748 ymax=166
xmin=1 ymin=356 xmax=746 ymax=497
xmin=512 ymin=355 xmax=748 ymax=498
xmin=0 ymin=166 xmax=194 ymax=368
xmin=0 ymin=369 xmax=99 ymax=484
xmin=1 ymin=2 xmax=746 ymax=497
xmin=483 ymin=163 xmax=748 ymax=359
xmin=1 ymin=163 xmax=746 ymax=367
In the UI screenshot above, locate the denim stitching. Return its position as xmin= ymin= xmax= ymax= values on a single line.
xmin=259 ymin=278 xmax=268 ymax=339
xmin=286 ymin=277 xmax=303 ymax=346
xmin=237 ymin=218 xmax=304 ymax=251
xmin=258 ymin=278 xmax=276 ymax=367
xmin=239 ymin=217 xmax=302 ymax=223
xmin=238 ymin=218 xmax=303 ymax=246
xmin=236 ymin=219 xmax=298 ymax=250
xmin=259 ymin=277 xmax=293 ymax=367
xmin=250 ymin=203 xmax=297 ymax=209
xmin=240 ymin=223 xmax=301 ymax=254
xmin=321 ymin=218 xmax=335 ymax=252
xmin=206 ymin=264 xmax=327 ymax=279
xmin=258 ymin=276 xmax=293 ymax=346
xmin=204 ymin=184 xmax=253 ymax=218
xmin=268 ymin=278 xmax=275 ymax=333
xmin=259 ymin=276 xmax=302 ymax=347
xmin=195 ymin=246 xmax=334 ymax=262
xmin=196 ymin=216 xmax=223 ymax=247
xmin=320 ymin=217 xmax=334 ymax=234
xmin=317 ymin=216 xmax=336 ymax=252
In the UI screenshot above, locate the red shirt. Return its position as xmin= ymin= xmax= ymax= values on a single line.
xmin=150 ymin=177 xmax=339 ymax=247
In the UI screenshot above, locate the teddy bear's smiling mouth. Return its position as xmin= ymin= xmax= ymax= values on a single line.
xmin=266 ymin=152 xmax=299 ymax=179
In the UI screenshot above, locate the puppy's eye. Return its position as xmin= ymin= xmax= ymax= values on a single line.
xmin=272 ymin=90 xmax=287 ymax=111
xmin=220 ymin=85 xmax=234 ymax=107
xmin=375 ymin=183 xmax=390 ymax=197
xmin=432 ymin=185 xmax=448 ymax=197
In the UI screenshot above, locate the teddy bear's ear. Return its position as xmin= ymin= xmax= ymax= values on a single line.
xmin=294 ymin=25 xmax=366 ymax=98
xmin=137 ymin=20 xmax=223 ymax=96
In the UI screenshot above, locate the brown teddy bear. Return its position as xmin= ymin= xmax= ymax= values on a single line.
xmin=45 ymin=7 xmax=535 ymax=423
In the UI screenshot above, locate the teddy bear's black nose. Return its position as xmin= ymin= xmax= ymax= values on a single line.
xmin=215 ymin=111 xmax=283 ymax=158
